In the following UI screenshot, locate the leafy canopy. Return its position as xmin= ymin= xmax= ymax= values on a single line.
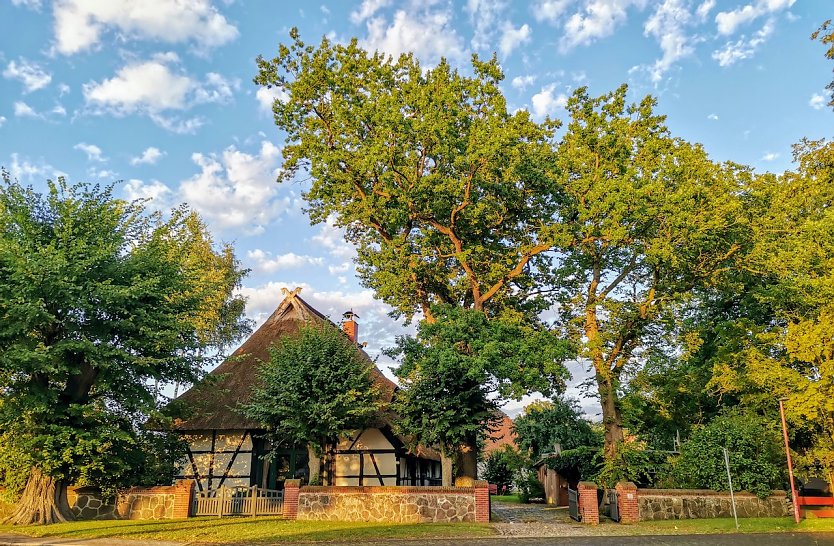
xmin=256 ymin=29 xmax=562 ymax=320
xmin=243 ymin=322 xmax=382 ymax=455
xmin=513 ymin=398 xmax=601 ymax=460
xmin=0 ymin=174 xmax=248 ymax=491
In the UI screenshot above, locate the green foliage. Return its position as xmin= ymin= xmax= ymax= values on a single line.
xmin=513 ymin=397 xmax=601 ymax=459
xmin=390 ymin=305 xmax=571 ymax=458
xmin=595 ymin=440 xmax=669 ymax=489
xmin=0 ymin=175 xmax=248 ymax=493
xmin=243 ymin=323 xmax=382 ymax=456
xmin=514 ymin=468 xmax=545 ymax=504
xmin=256 ymin=30 xmax=563 ymax=321
xmin=812 ymin=20 xmax=834 ymax=110
xmin=669 ymin=410 xmax=786 ymax=498
xmin=546 ymin=445 xmax=602 ymax=486
xmin=482 ymin=446 xmax=524 ymax=493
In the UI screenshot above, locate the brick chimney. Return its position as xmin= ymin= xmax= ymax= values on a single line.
xmin=342 ymin=310 xmax=359 ymax=344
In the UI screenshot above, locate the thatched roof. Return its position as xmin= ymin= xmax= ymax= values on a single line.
xmin=172 ymin=288 xmax=397 ymax=432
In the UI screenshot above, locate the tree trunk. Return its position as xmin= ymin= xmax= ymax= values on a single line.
xmin=599 ymin=377 xmax=625 ymax=460
xmin=3 ymin=467 xmax=73 ymax=525
xmin=455 ymin=438 xmax=478 ymax=480
xmin=307 ymin=444 xmax=321 ymax=485
xmin=441 ymin=453 xmax=454 ymax=486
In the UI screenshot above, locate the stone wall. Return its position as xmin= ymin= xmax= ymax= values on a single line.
xmin=295 ymin=483 xmax=487 ymax=523
xmin=638 ymin=489 xmax=792 ymax=520
xmin=68 ymin=481 xmax=192 ymax=520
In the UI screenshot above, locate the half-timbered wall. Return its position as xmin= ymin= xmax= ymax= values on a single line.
xmin=176 ymin=430 xmax=253 ymax=491
xmin=334 ymin=429 xmax=399 ymax=486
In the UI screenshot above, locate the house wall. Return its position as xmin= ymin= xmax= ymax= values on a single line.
xmin=334 ymin=428 xmax=398 ymax=486
xmin=177 ymin=430 xmax=254 ymax=491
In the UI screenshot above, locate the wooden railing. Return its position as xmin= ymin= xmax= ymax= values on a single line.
xmin=192 ymin=486 xmax=284 ymax=517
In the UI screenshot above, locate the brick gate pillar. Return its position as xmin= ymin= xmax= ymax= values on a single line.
xmin=173 ymin=479 xmax=195 ymax=519
xmin=283 ymin=479 xmax=300 ymax=520
xmin=474 ymin=480 xmax=490 ymax=522
xmin=578 ymin=481 xmax=599 ymax=525
xmin=615 ymin=481 xmax=639 ymax=523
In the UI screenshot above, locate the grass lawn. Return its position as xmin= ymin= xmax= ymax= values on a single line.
xmin=0 ymin=517 xmax=496 ymax=543
xmin=491 ymin=494 xmax=522 ymax=504
xmin=635 ymin=516 xmax=834 ymax=535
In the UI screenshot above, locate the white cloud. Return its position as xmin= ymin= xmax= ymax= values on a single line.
xmin=8 ymin=153 xmax=66 ymax=182
xmin=512 ymin=74 xmax=537 ymax=90
xmin=707 ymin=113 xmax=719 ymax=120
xmin=329 ymin=262 xmax=351 ymax=275
xmin=560 ymin=0 xmax=644 ymax=52
xmin=712 ymin=19 xmax=774 ymax=67
xmin=533 ymin=0 xmax=572 ymax=23
xmin=761 ymin=152 xmax=779 ymax=161
xmin=51 ymin=104 xmax=66 ymax=116
xmin=640 ymin=0 xmax=695 ymax=83
xmin=246 ymin=249 xmax=324 ymax=273
xmin=362 ymin=7 xmax=466 ymax=65
xmin=0 ymin=116 xmax=6 ymax=127
xmin=123 ymin=178 xmax=172 ymax=204
xmin=312 ymin=215 xmax=356 ymax=260
xmin=82 ymin=56 xmax=235 ymax=132
xmin=695 ymin=0 xmax=715 ymax=20
xmin=52 ymin=0 xmax=238 ymax=56
xmin=13 ymin=101 xmax=39 ymax=118
xmin=809 ymin=93 xmax=826 ymax=110
xmin=58 ymin=83 xmax=71 ymax=96
xmin=350 ymin=0 xmax=391 ymax=24
xmin=499 ymin=23 xmax=532 ymax=58
xmin=3 ymin=59 xmax=52 ymax=93
xmin=179 ymin=141 xmax=288 ymax=234
xmin=130 ymin=146 xmax=165 ymax=165
xmin=467 ymin=0 xmax=507 ymax=52
xmin=11 ymin=0 xmax=41 ymax=9
xmin=255 ymin=86 xmax=288 ymax=113
xmin=73 ymin=142 xmax=105 ymax=162
xmin=714 ymin=0 xmax=794 ymax=36
xmin=531 ymin=83 xmax=568 ymax=117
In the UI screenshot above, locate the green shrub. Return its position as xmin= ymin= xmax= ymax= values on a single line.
xmin=670 ymin=410 xmax=785 ymax=498
xmin=482 ymin=446 xmax=524 ymax=494
xmin=514 ymin=468 xmax=545 ymax=503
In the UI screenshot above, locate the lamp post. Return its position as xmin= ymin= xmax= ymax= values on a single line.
xmin=779 ymin=398 xmax=801 ymax=523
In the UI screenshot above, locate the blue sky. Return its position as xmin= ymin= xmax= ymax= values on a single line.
xmin=1 ymin=0 xmax=831 ymax=416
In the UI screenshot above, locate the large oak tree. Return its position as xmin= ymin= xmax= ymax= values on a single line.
xmin=0 ymin=175 xmax=248 ymax=524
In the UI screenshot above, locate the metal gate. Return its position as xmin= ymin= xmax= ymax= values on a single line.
xmin=568 ymin=487 xmax=580 ymax=521
xmin=607 ymin=489 xmax=620 ymax=522
xmin=192 ymin=485 xmax=284 ymax=517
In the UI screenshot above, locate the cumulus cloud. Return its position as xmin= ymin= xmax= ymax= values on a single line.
xmin=511 ymin=74 xmax=537 ymax=90
xmin=350 ymin=0 xmax=391 ymax=23
xmin=3 ymin=58 xmax=52 ymax=93
xmin=533 ymin=0 xmax=572 ymax=23
xmin=0 ymin=116 xmax=6 ymax=127
xmin=560 ymin=0 xmax=643 ymax=52
xmin=130 ymin=146 xmax=165 ymax=166
xmin=255 ymin=86 xmax=288 ymax=113
xmin=695 ymin=0 xmax=715 ymax=20
xmin=361 ymin=6 xmax=466 ymax=65
xmin=311 ymin=216 xmax=357 ymax=260
xmin=712 ymin=19 xmax=774 ymax=67
xmin=714 ymin=0 xmax=794 ymax=36
xmin=809 ymin=93 xmax=826 ymax=110
xmin=467 ymin=0 xmax=508 ymax=53
xmin=8 ymin=152 xmax=66 ymax=181
xmin=246 ymin=249 xmax=324 ymax=273
xmin=73 ymin=142 xmax=105 ymax=162
xmin=179 ymin=141 xmax=289 ymax=234
xmin=531 ymin=83 xmax=567 ymax=117
xmin=82 ymin=55 xmax=235 ymax=132
xmin=761 ymin=152 xmax=779 ymax=161
xmin=707 ymin=113 xmax=719 ymax=120
xmin=499 ymin=22 xmax=532 ymax=58
xmin=12 ymin=0 xmax=42 ymax=8
xmin=13 ymin=101 xmax=39 ymax=118
xmin=52 ymin=0 xmax=238 ymax=55
xmin=639 ymin=0 xmax=696 ymax=83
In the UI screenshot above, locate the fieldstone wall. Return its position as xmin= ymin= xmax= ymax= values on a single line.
xmin=638 ymin=489 xmax=792 ymax=520
xmin=67 ymin=482 xmax=189 ymax=520
xmin=297 ymin=485 xmax=478 ymax=523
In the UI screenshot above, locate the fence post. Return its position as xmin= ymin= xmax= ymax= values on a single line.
xmin=474 ymin=480 xmax=490 ymax=523
xmin=251 ymin=485 xmax=258 ymax=517
xmin=615 ymin=481 xmax=639 ymax=524
xmin=217 ymin=487 xmax=224 ymax=518
xmin=173 ymin=479 xmax=195 ymax=519
xmin=283 ymin=479 xmax=300 ymax=520
xmin=578 ymin=482 xmax=599 ymax=525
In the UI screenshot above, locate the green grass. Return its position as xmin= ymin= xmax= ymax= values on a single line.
xmin=491 ymin=494 xmax=522 ymax=503
xmin=0 ymin=517 xmax=495 ymax=543
xmin=634 ymin=517 xmax=834 ymax=535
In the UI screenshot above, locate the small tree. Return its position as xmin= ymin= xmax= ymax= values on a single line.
xmin=482 ymin=445 xmax=524 ymax=494
xmin=243 ymin=323 xmax=381 ymax=484
xmin=0 ymin=175 xmax=248 ymax=525
xmin=513 ymin=398 xmax=601 ymax=460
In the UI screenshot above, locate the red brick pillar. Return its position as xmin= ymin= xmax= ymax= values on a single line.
xmin=283 ymin=479 xmax=300 ymax=520
xmin=172 ymin=480 xmax=195 ymax=519
xmin=615 ymin=481 xmax=639 ymax=524
xmin=474 ymin=480 xmax=490 ymax=523
xmin=578 ymin=481 xmax=599 ymax=525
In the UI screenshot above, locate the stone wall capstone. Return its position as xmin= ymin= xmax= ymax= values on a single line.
xmin=297 ymin=485 xmax=478 ymax=523
xmin=638 ymin=489 xmax=792 ymax=520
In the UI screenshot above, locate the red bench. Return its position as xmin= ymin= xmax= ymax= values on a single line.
xmin=797 ymin=496 xmax=834 ymax=518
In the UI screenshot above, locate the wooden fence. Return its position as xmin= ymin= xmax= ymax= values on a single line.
xmin=192 ymin=486 xmax=284 ymax=517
